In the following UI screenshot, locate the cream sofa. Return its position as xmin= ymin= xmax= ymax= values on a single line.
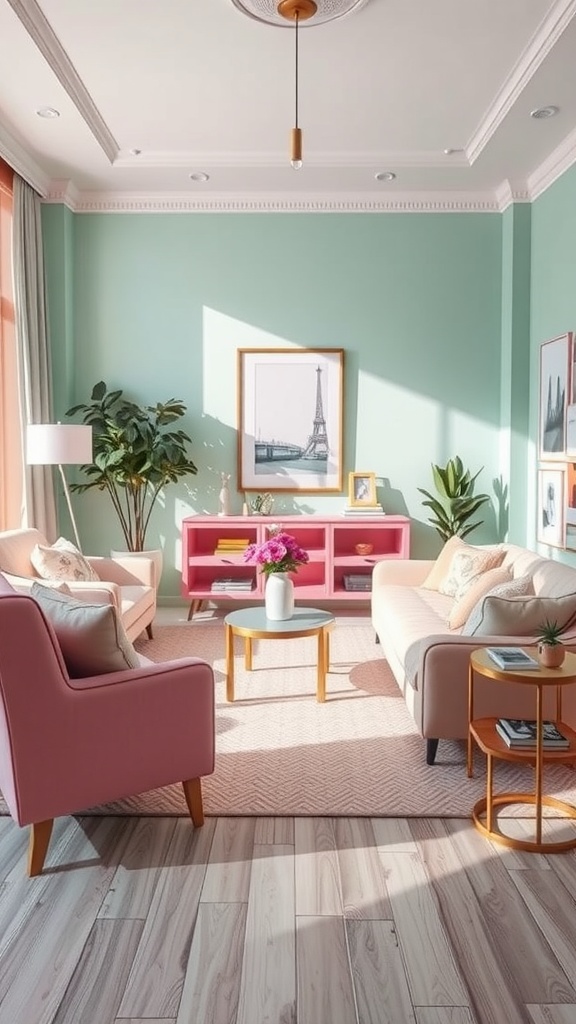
xmin=0 ymin=528 xmax=156 ymax=642
xmin=371 ymin=542 xmax=576 ymax=763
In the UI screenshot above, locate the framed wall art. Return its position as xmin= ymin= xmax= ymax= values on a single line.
xmin=237 ymin=348 xmax=344 ymax=492
xmin=348 ymin=471 xmax=377 ymax=507
xmin=565 ymin=461 xmax=576 ymax=551
xmin=537 ymin=464 xmax=565 ymax=548
xmin=539 ymin=333 xmax=571 ymax=459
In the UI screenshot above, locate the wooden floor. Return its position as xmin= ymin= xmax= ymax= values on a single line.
xmin=1 ymin=814 xmax=576 ymax=1023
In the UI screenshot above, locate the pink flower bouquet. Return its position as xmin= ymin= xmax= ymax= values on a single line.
xmin=243 ymin=528 xmax=309 ymax=577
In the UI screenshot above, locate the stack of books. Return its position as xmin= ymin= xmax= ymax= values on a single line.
xmin=495 ymin=718 xmax=570 ymax=749
xmin=210 ymin=577 xmax=254 ymax=592
xmin=487 ymin=647 xmax=539 ymax=670
xmin=341 ymin=504 xmax=385 ymax=517
xmin=213 ymin=538 xmax=250 ymax=556
xmin=343 ymin=573 xmax=372 ymax=592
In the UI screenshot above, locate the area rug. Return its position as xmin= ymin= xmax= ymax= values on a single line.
xmin=83 ymin=620 xmax=576 ymax=817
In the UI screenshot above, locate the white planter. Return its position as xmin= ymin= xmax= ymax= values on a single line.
xmin=264 ymin=572 xmax=294 ymax=621
xmin=111 ymin=548 xmax=163 ymax=590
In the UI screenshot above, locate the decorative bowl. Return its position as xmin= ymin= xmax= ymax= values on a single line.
xmin=355 ymin=543 xmax=373 ymax=556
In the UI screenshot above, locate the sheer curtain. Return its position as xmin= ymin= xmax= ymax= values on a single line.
xmin=0 ymin=158 xmax=22 ymax=530
xmin=12 ymin=174 xmax=56 ymax=539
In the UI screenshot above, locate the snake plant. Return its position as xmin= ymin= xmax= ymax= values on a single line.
xmin=418 ymin=456 xmax=490 ymax=542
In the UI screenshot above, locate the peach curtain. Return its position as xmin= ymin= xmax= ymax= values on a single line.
xmin=0 ymin=158 xmax=23 ymax=530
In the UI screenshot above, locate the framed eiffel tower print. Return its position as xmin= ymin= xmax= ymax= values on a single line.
xmin=237 ymin=348 xmax=344 ymax=492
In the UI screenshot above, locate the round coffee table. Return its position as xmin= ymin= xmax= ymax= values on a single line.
xmin=224 ymin=607 xmax=335 ymax=702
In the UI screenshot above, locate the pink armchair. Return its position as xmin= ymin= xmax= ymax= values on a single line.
xmin=0 ymin=573 xmax=215 ymax=876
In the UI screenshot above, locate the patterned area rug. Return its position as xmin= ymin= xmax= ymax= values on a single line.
xmin=84 ymin=620 xmax=576 ymax=817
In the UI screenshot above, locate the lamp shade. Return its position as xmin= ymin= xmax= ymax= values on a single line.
xmin=26 ymin=424 xmax=93 ymax=466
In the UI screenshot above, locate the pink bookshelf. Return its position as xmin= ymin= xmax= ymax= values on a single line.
xmin=181 ymin=514 xmax=410 ymax=612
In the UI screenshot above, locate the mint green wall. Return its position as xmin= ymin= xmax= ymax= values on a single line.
xmin=42 ymin=211 xmax=504 ymax=598
xmin=531 ymin=165 xmax=576 ymax=560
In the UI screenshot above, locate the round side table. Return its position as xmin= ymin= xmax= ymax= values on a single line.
xmin=468 ymin=647 xmax=576 ymax=853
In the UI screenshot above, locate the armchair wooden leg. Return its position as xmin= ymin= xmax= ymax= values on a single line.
xmin=182 ymin=778 xmax=204 ymax=827
xmin=145 ymin=623 xmax=154 ymax=640
xmin=28 ymin=819 xmax=54 ymax=877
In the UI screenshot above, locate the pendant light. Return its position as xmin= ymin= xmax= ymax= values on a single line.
xmin=277 ymin=0 xmax=317 ymax=169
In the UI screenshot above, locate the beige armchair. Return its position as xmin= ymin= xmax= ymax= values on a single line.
xmin=0 ymin=528 xmax=156 ymax=642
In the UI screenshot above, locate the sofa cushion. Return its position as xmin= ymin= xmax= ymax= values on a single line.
xmin=31 ymin=582 xmax=140 ymax=677
xmin=464 ymin=589 xmax=576 ymax=638
xmin=461 ymin=573 xmax=534 ymax=635
xmin=447 ymin=566 xmax=511 ymax=630
xmin=421 ymin=536 xmax=466 ymax=591
xmin=31 ymin=537 xmax=100 ymax=583
xmin=438 ymin=546 xmax=505 ymax=599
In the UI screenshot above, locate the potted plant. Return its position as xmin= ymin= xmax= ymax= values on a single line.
xmin=535 ymin=619 xmax=565 ymax=668
xmin=66 ymin=381 xmax=198 ymax=558
xmin=418 ymin=456 xmax=490 ymax=542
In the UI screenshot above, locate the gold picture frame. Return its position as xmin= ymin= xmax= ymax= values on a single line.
xmin=348 ymin=471 xmax=377 ymax=507
xmin=237 ymin=347 xmax=344 ymax=493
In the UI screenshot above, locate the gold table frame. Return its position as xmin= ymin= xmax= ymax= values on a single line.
xmin=468 ymin=648 xmax=576 ymax=853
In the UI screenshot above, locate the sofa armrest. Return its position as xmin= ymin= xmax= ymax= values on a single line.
xmin=87 ymin=555 xmax=155 ymax=588
xmin=66 ymin=581 xmax=120 ymax=609
xmin=372 ymin=559 xmax=433 ymax=588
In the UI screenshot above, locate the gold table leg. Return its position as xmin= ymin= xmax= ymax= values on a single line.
xmin=225 ymin=624 xmax=235 ymax=702
xmin=245 ymin=636 xmax=253 ymax=671
xmin=317 ymin=628 xmax=326 ymax=703
xmin=536 ymin=683 xmax=543 ymax=846
xmin=486 ymin=753 xmax=493 ymax=833
xmin=467 ymin=661 xmax=474 ymax=778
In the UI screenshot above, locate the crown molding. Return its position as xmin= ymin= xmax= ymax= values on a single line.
xmin=0 ymin=120 xmax=49 ymax=195
xmin=527 ymin=125 xmax=576 ymax=200
xmin=466 ymin=0 xmax=576 ymax=165
xmin=6 ymin=0 xmax=119 ymax=163
xmin=495 ymin=180 xmax=531 ymax=212
xmin=42 ymin=179 xmax=80 ymax=210
xmin=44 ymin=189 xmax=500 ymax=214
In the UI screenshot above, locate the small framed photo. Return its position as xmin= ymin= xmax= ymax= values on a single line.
xmin=537 ymin=465 xmax=565 ymax=548
xmin=348 ymin=471 xmax=377 ymax=507
xmin=565 ymin=462 xmax=576 ymax=551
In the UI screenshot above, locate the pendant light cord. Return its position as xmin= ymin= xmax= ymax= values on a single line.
xmin=295 ymin=11 xmax=299 ymax=130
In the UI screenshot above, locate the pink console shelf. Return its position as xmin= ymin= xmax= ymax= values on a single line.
xmin=181 ymin=514 xmax=410 ymax=610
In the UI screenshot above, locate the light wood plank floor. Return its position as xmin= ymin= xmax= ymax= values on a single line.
xmin=1 ymin=814 xmax=576 ymax=1024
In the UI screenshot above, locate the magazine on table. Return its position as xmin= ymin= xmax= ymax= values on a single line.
xmin=496 ymin=718 xmax=570 ymax=748
xmin=486 ymin=647 xmax=539 ymax=670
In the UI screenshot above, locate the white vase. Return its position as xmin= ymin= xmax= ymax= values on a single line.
xmin=265 ymin=572 xmax=294 ymax=621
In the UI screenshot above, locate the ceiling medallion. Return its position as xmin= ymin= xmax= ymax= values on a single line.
xmin=230 ymin=0 xmax=369 ymax=27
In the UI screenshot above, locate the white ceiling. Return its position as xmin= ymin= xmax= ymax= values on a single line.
xmin=1 ymin=0 xmax=576 ymax=211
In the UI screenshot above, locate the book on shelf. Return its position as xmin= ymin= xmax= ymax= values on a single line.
xmin=341 ymin=504 xmax=384 ymax=517
xmin=343 ymin=574 xmax=372 ymax=591
xmin=486 ymin=647 xmax=539 ymax=670
xmin=495 ymin=718 xmax=570 ymax=749
xmin=210 ymin=577 xmax=254 ymax=591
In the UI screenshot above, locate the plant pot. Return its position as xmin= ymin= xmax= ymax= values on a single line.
xmin=538 ymin=642 xmax=565 ymax=668
xmin=264 ymin=572 xmax=294 ymax=621
xmin=111 ymin=548 xmax=163 ymax=590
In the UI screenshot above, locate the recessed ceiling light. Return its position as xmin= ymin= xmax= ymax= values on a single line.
xmin=189 ymin=172 xmax=209 ymax=182
xmin=530 ymin=105 xmax=559 ymax=119
xmin=374 ymin=171 xmax=396 ymax=182
xmin=129 ymin=148 xmax=142 ymax=156
xmin=36 ymin=107 xmax=60 ymax=118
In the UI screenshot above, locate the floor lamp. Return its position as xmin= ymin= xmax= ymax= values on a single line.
xmin=26 ymin=423 xmax=93 ymax=552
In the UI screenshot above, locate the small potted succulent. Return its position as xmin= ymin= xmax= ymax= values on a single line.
xmin=535 ymin=619 xmax=565 ymax=668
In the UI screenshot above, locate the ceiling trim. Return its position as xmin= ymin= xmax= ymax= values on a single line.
xmin=42 ymin=189 xmax=501 ymax=213
xmin=113 ymin=150 xmax=469 ymax=169
xmin=466 ymin=0 xmax=576 ymax=165
xmin=0 ymin=121 xmax=49 ymax=195
xmin=528 ymin=124 xmax=576 ymax=199
xmin=6 ymin=0 xmax=119 ymax=163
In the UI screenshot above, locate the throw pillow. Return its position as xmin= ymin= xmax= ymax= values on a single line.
xmin=438 ymin=547 xmax=505 ymax=599
xmin=462 ymin=574 xmax=534 ymax=635
xmin=447 ymin=565 xmax=511 ymax=630
xmin=30 ymin=536 xmax=100 ymax=583
xmin=31 ymin=582 xmax=140 ymax=677
xmin=421 ymin=536 xmax=466 ymax=591
xmin=464 ymin=587 xmax=576 ymax=638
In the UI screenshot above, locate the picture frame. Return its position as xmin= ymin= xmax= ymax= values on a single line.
xmin=539 ymin=333 xmax=571 ymax=460
xmin=565 ymin=462 xmax=576 ymax=551
xmin=348 ymin=471 xmax=377 ymax=507
xmin=237 ymin=348 xmax=344 ymax=492
xmin=537 ymin=465 xmax=565 ymax=548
